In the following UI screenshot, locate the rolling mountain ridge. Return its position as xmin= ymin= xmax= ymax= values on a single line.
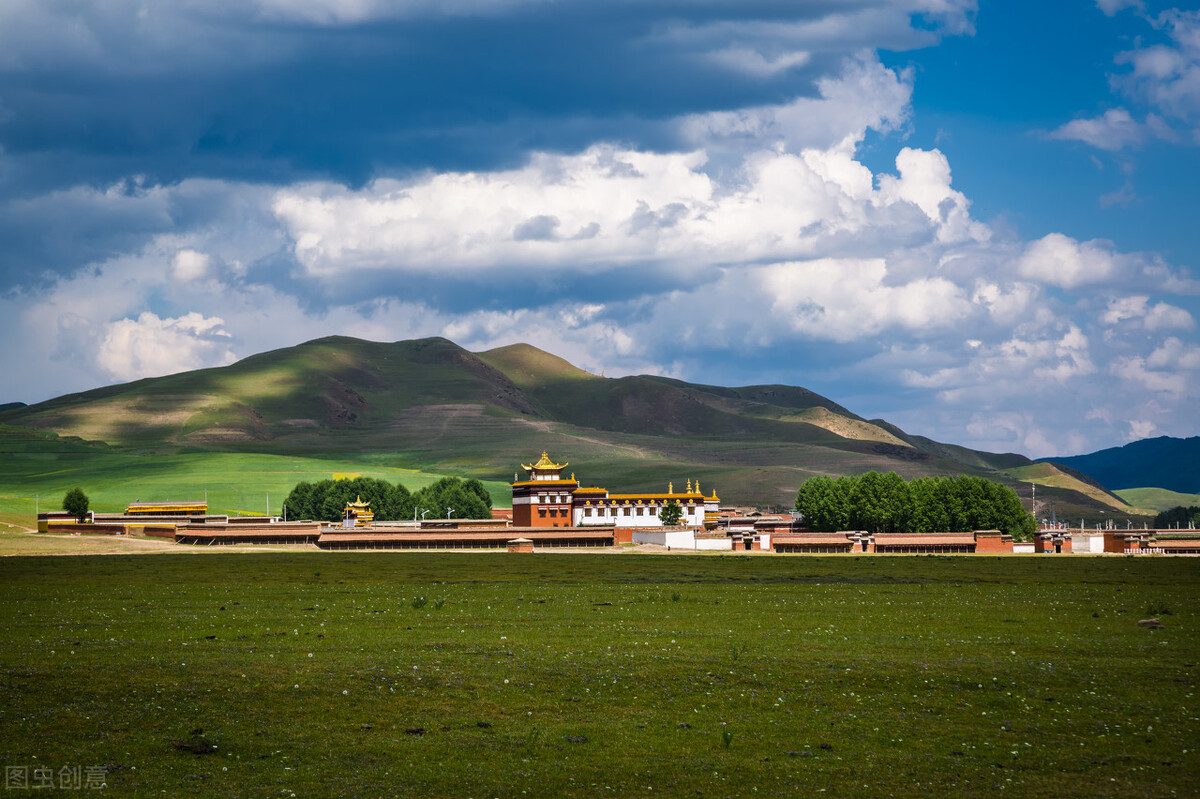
xmin=0 ymin=336 xmax=1136 ymax=513
xmin=1040 ymin=436 xmax=1200 ymax=495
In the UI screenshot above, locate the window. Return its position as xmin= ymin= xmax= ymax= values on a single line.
xmin=636 ymin=507 xmax=643 ymax=516
xmin=585 ymin=508 xmax=593 ymax=517
xmin=623 ymin=508 xmax=631 ymax=516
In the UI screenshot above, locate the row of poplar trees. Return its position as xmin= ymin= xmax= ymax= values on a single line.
xmin=282 ymin=476 xmax=492 ymax=523
xmin=795 ymin=472 xmax=1037 ymax=539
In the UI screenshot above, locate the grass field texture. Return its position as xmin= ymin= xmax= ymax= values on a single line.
xmin=0 ymin=447 xmax=511 ymax=528
xmin=0 ymin=553 xmax=1195 ymax=797
xmin=1117 ymin=487 xmax=1200 ymax=514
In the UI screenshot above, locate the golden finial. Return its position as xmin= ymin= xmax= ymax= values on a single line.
xmin=669 ymin=482 xmax=674 ymax=494
xmin=571 ymin=473 xmax=575 ymax=481
xmin=686 ymin=479 xmax=693 ymax=493
xmin=695 ymin=480 xmax=701 ymax=493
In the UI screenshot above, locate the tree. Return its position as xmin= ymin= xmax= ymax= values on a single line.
xmin=1154 ymin=505 xmax=1200 ymax=528
xmin=281 ymin=478 xmax=412 ymax=522
xmin=660 ymin=500 xmax=683 ymax=527
xmin=62 ymin=487 xmax=89 ymax=522
xmin=792 ymin=471 xmax=1035 ymax=537
xmin=411 ymin=477 xmax=492 ymax=520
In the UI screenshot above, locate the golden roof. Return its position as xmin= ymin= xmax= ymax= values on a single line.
xmin=522 ymin=451 xmax=568 ymax=472
xmin=608 ymin=492 xmax=704 ymax=500
xmin=345 ymin=495 xmax=372 ymax=510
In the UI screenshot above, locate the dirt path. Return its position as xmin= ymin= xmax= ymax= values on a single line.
xmin=514 ymin=418 xmax=654 ymax=461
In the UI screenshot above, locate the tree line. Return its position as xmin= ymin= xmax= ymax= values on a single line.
xmin=1154 ymin=505 xmax=1200 ymax=528
xmin=795 ymin=472 xmax=1037 ymax=539
xmin=282 ymin=476 xmax=493 ymax=523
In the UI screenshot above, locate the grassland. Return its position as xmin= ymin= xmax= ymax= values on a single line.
xmin=0 ymin=441 xmax=511 ymax=528
xmin=0 ymin=552 xmax=1195 ymax=797
xmin=1117 ymin=487 xmax=1200 ymax=514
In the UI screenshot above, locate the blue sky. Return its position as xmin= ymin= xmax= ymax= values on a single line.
xmin=1 ymin=0 xmax=1198 ymax=458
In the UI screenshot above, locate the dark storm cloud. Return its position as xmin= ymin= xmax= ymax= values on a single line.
xmin=0 ymin=1 xmax=947 ymax=195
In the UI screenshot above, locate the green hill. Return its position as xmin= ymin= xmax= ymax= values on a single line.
xmin=0 ymin=335 xmax=1135 ymax=515
xmin=1116 ymin=487 xmax=1200 ymax=514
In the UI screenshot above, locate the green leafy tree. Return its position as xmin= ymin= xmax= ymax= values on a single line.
xmin=411 ymin=477 xmax=492 ymax=520
xmin=878 ymin=471 xmax=912 ymax=533
xmin=850 ymin=471 xmax=888 ymax=533
xmin=793 ymin=471 xmax=1035 ymax=537
xmin=1154 ymin=505 xmax=1200 ymax=528
xmin=794 ymin=474 xmax=855 ymax=532
xmin=62 ymin=487 xmax=90 ymax=522
xmin=282 ymin=478 xmax=412 ymax=522
xmin=660 ymin=500 xmax=683 ymax=526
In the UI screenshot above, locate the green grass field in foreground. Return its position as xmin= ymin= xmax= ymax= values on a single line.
xmin=0 ymin=554 xmax=1196 ymax=797
xmin=0 ymin=449 xmax=511 ymax=527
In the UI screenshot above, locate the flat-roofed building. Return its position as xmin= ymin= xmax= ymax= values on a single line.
xmin=871 ymin=533 xmax=977 ymax=554
xmin=124 ymin=501 xmax=207 ymax=516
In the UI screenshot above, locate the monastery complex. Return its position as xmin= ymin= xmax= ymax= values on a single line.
xmin=511 ymin=452 xmax=718 ymax=529
xmin=35 ymin=451 xmax=1200 ymax=555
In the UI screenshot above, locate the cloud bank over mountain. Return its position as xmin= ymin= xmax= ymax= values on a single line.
xmin=0 ymin=0 xmax=1197 ymax=458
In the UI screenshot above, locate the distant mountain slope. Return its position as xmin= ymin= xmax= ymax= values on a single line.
xmin=0 ymin=335 xmax=1125 ymax=513
xmin=1001 ymin=462 xmax=1130 ymax=511
xmin=1040 ymin=436 xmax=1200 ymax=493
xmin=1116 ymin=487 xmax=1200 ymax=513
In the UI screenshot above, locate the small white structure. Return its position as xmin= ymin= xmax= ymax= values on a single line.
xmin=633 ymin=528 xmax=698 ymax=548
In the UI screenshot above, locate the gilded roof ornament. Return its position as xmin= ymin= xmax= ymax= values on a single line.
xmin=522 ymin=451 xmax=568 ymax=471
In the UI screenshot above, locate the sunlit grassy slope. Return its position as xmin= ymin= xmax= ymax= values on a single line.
xmin=1117 ymin=487 xmax=1200 ymax=513
xmin=0 ymin=427 xmax=509 ymax=528
xmin=1002 ymin=462 xmax=1130 ymax=511
xmin=0 ymin=335 xmax=1132 ymax=514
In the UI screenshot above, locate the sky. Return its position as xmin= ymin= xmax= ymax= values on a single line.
xmin=1 ymin=0 xmax=1198 ymax=458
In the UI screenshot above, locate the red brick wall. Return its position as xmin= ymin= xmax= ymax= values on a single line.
xmin=974 ymin=533 xmax=1012 ymax=554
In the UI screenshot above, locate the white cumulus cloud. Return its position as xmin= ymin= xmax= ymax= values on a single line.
xmin=96 ymin=311 xmax=236 ymax=381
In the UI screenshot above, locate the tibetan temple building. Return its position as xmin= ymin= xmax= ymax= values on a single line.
xmin=511 ymin=451 xmax=719 ymax=529
xmin=342 ymin=496 xmax=374 ymax=527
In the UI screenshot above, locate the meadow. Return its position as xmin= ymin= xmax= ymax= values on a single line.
xmin=0 ymin=427 xmax=511 ymax=528
xmin=0 ymin=553 xmax=1195 ymax=797
xmin=1117 ymin=487 xmax=1200 ymax=514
